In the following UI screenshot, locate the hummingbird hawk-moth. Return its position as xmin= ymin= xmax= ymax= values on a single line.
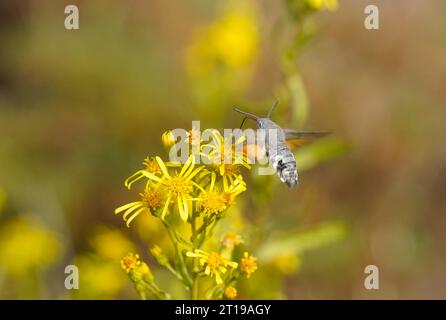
xmin=233 ymin=102 xmax=329 ymax=187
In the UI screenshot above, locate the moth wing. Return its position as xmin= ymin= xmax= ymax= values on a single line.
xmin=284 ymin=129 xmax=330 ymax=149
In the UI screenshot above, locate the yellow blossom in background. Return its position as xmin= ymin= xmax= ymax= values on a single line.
xmin=187 ymin=249 xmax=238 ymax=284
xmin=0 ymin=216 xmax=61 ymax=277
xmin=224 ymin=286 xmax=238 ymax=299
xmin=186 ymin=2 xmax=259 ymax=77
xmin=222 ymin=232 xmax=243 ymax=249
xmin=209 ymin=8 xmax=258 ymax=67
xmin=74 ymin=255 xmax=125 ymax=300
xmin=273 ymin=253 xmax=302 ymax=275
xmin=240 ymin=252 xmax=258 ymax=278
xmin=90 ymin=227 xmax=134 ymax=260
xmin=306 ymin=0 xmax=338 ymax=11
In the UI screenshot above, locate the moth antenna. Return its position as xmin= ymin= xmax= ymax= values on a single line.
xmin=239 ymin=117 xmax=248 ymax=129
xmin=267 ymin=100 xmax=279 ymax=118
xmin=233 ymin=108 xmax=259 ymax=121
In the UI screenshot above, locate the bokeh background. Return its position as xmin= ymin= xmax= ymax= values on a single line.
xmin=1 ymin=0 xmax=446 ymax=299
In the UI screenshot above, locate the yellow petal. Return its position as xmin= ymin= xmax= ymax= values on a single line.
xmin=215 ymin=271 xmax=223 ymax=284
xmin=115 ymin=201 xmax=142 ymax=214
xmin=161 ymin=196 xmax=171 ymax=220
xmin=186 ymin=166 xmax=204 ymax=181
xmin=183 ymin=156 xmax=196 ymax=178
xmin=180 ymin=155 xmax=193 ymax=177
xmin=204 ymin=265 xmax=211 ymax=275
xmin=209 ymin=172 xmax=216 ymax=192
xmin=143 ymin=171 xmax=165 ymax=184
xmin=126 ymin=207 xmax=146 ymax=227
xmin=124 ymin=171 xmax=144 ymax=189
xmin=155 ymin=156 xmax=171 ymax=179
xmin=123 ymin=203 xmax=144 ymax=220
xmin=178 ymin=196 xmax=188 ymax=222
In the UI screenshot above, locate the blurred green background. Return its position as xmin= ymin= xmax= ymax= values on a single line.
xmin=1 ymin=0 xmax=446 ymax=299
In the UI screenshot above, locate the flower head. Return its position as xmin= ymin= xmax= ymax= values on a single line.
xmin=240 ymin=252 xmax=257 ymax=278
xmin=146 ymin=156 xmax=206 ymax=222
xmin=121 ymin=253 xmax=141 ymax=273
xmin=196 ymin=172 xmax=227 ymax=215
xmin=224 ymin=286 xmax=237 ymax=299
xmin=121 ymin=252 xmax=153 ymax=283
xmin=186 ymin=249 xmax=238 ymax=284
xmin=115 ymin=188 xmax=164 ymax=227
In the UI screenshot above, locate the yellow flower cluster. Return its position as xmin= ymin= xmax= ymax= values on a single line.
xmin=115 ymin=130 xmax=248 ymax=226
xmin=115 ymin=129 xmax=257 ymax=299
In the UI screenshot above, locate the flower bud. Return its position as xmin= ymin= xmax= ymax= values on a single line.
xmin=130 ymin=261 xmax=154 ymax=283
xmin=150 ymin=245 xmax=169 ymax=267
xmin=161 ymin=130 xmax=176 ymax=149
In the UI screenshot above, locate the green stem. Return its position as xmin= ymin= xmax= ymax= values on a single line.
xmin=165 ymin=263 xmax=185 ymax=282
xmin=163 ymin=222 xmax=193 ymax=288
xmin=192 ymin=277 xmax=200 ymax=300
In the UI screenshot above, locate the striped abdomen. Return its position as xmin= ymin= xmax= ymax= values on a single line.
xmin=260 ymin=119 xmax=299 ymax=188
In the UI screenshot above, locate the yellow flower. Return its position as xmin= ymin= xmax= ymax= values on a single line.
xmin=186 ymin=249 xmax=238 ymax=284
xmin=115 ymin=187 xmax=164 ymax=227
xmin=224 ymin=286 xmax=238 ymax=299
xmin=144 ymin=156 xmax=206 ymax=222
xmin=196 ymin=172 xmax=227 ymax=215
xmin=121 ymin=253 xmax=153 ymax=283
xmin=240 ymin=252 xmax=257 ymax=278
xmin=196 ymin=172 xmax=246 ymax=216
xmin=201 ymin=129 xmax=250 ymax=189
xmin=121 ymin=253 xmax=141 ymax=273
xmin=222 ymin=232 xmax=243 ymax=249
